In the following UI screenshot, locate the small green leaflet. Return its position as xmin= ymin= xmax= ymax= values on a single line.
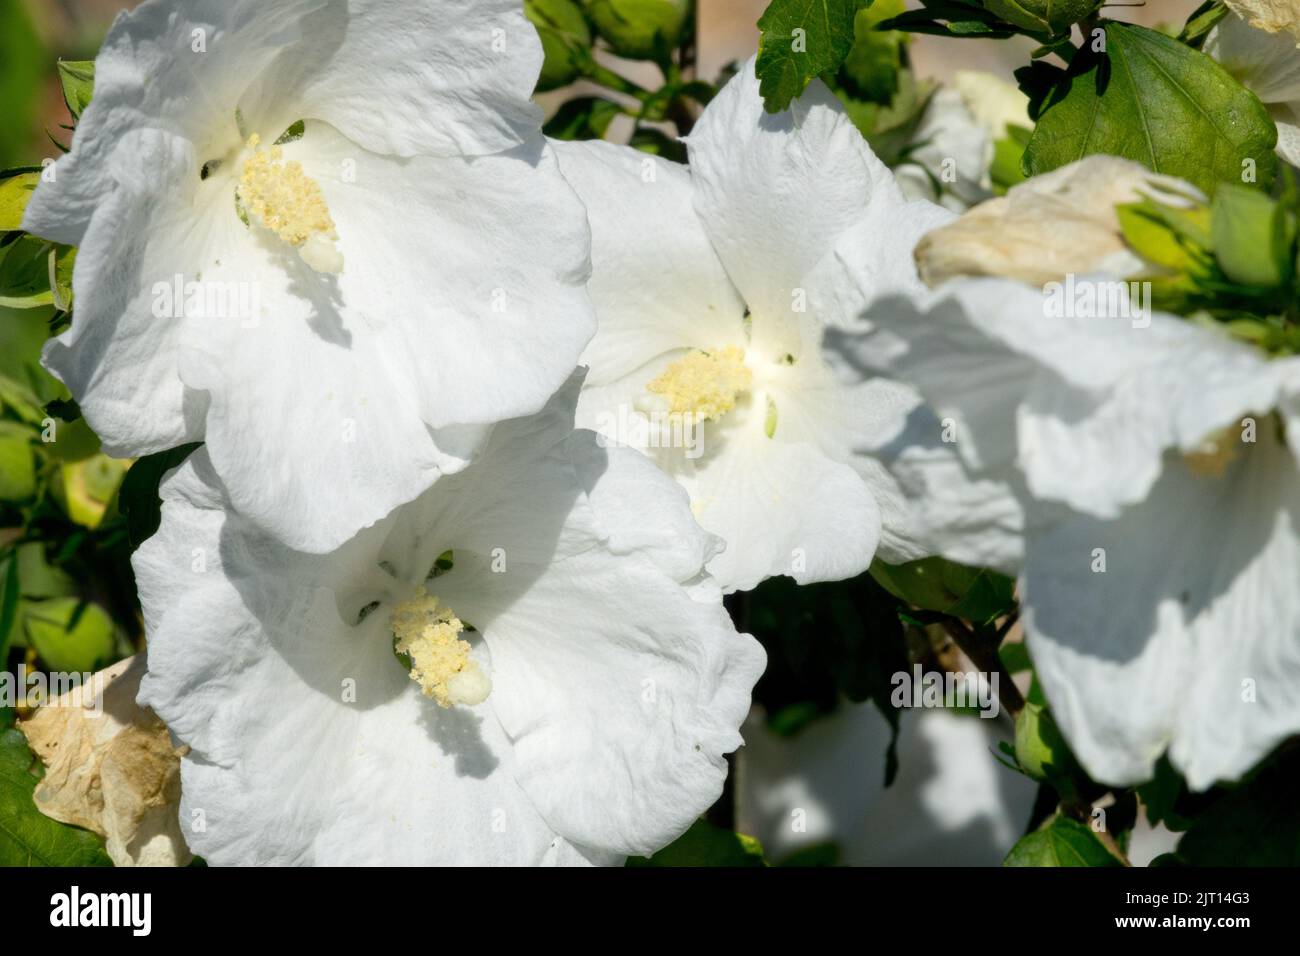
xmin=1023 ymin=22 xmax=1278 ymax=196
xmin=755 ymin=0 xmax=869 ymax=113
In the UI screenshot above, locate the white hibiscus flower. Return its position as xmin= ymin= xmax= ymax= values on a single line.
xmin=23 ymin=0 xmax=595 ymax=552
xmin=1206 ymin=9 xmax=1300 ymax=167
xmin=132 ymin=376 xmax=765 ymax=865
xmin=833 ymin=276 xmax=1300 ymax=790
xmin=553 ymin=59 xmax=958 ymax=593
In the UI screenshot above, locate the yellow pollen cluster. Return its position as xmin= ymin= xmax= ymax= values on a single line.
xmin=236 ymin=134 xmax=342 ymax=273
xmin=391 ymin=588 xmax=491 ymax=708
xmin=646 ymin=346 xmax=753 ymax=421
xmin=1184 ymin=426 xmax=1241 ymax=477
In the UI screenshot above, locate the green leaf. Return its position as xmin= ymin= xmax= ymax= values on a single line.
xmin=980 ymin=0 xmax=1099 ymax=35
xmin=56 ymin=60 xmax=95 ymax=122
xmin=1004 ymin=814 xmax=1122 ymax=867
xmin=627 ymin=819 xmax=767 ymax=866
xmin=838 ymin=0 xmax=907 ymax=105
xmin=1023 ymin=22 xmax=1278 ymax=197
xmin=0 ymin=728 xmax=112 ymax=866
xmin=755 ymin=0 xmax=868 ymax=112
xmin=23 ymin=597 xmax=116 ymax=673
xmin=1175 ymin=748 xmax=1300 ymax=865
xmin=0 ymin=169 xmax=40 ymax=231
xmin=543 ymin=96 xmax=623 ymax=141
xmin=116 ymin=443 xmax=202 ymax=550
xmin=0 ymin=237 xmax=73 ymax=310
xmin=869 ymin=556 xmax=1015 ymax=625
xmin=0 ymin=549 xmax=19 ymax=667
xmin=745 ymin=570 xmax=908 ymax=783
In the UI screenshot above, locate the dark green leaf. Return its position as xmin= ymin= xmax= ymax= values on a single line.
xmin=869 ymin=556 xmax=1015 ymax=626
xmin=1175 ymin=748 xmax=1300 ymax=865
xmin=627 ymin=818 xmax=767 ymax=866
xmin=1023 ymin=22 xmax=1278 ymax=196
xmin=755 ymin=0 xmax=869 ymax=112
xmin=745 ymin=570 xmax=908 ymax=783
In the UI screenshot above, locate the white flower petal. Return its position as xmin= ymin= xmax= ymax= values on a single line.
xmin=686 ymin=57 xmax=906 ymax=322
xmin=238 ymin=0 xmax=544 ymax=158
xmin=134 ymin=455 xmax=585 ymax=866
xmin=872 ymin=278 xmax=1286 ymax=518
xmin=1025 ymin=435 xmax=1300 ymax=790
xmin=139 ymin=380 xmax=760 ymax=862
xmin=679 ymin=424 xmax=882 ymax=593
xmin=293 ymin=126 xmax=595 ymax=433
xmin=22 ymin=0 xmax=319 ymax=244
xmin=550 ymin=138 xmax=746 ymax=385
xmin=822 ymin=321 xmax=1027 ymax=572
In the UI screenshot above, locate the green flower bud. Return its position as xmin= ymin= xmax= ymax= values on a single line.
xmin=58 ymin=454 xmax=130 ymax=529
xmin=981 ymin=0 xmax=1102 ymax=36
xmin=24 ymin=597 xmax=117 ymax=675
xmin=526 ymin=0 xmax=593 ymax=92
xmin=584 ymin=0 xmax=689 ymax=61
xmin=1014 ymin=702 xmax=1078 ymax=783
xmin=0 ymin=422 xmax=37 ymax=502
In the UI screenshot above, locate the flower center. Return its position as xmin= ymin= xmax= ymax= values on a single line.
xmin=1183 ymin=425 xmax=1241 ymax=477
xmin=645 ymin=346 xmax=753 ymax=421
xmin=236 ymin=134 xmax=343 ymax=274
xmin=390 ymin=588 xmax=491 ymax=708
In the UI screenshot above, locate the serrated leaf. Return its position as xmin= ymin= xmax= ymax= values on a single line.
xmin=755 ymin=0 xmax=868 ymax=113
xmin=0 ymin=729 xmax=112 ymax=866
xmin=1023 ymin=22 xmax=1278 ymax=196
xmin=1004 ymin=814 xmax=1121 ymax=867
xmin=627 ymin=818 xmax=767 ymax=866
xmin=56 ymin=60 xmax=95 ymax=122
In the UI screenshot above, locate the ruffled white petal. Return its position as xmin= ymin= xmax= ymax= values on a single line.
xmin=686 ymin=57 xmax=908 ymax=323
xmin=550 ymin=138 xmax=746 ymax=386
xmin=137 ymin=379 xmax=761 ymax=862
xmin=134 ymin=453 xmax=583 ymax=866
xmin=676 ymin=422 xmax=882 ymax=593
xmin=237 ymin=0 xmax=544 ymax=159
xmin=870 ymin=278 xmax=1287 ymax=519
xmin=31 ymin=43 xmax=591 ymax=553
xmin=1025 ymin=433 xmax=1300 ymax=790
